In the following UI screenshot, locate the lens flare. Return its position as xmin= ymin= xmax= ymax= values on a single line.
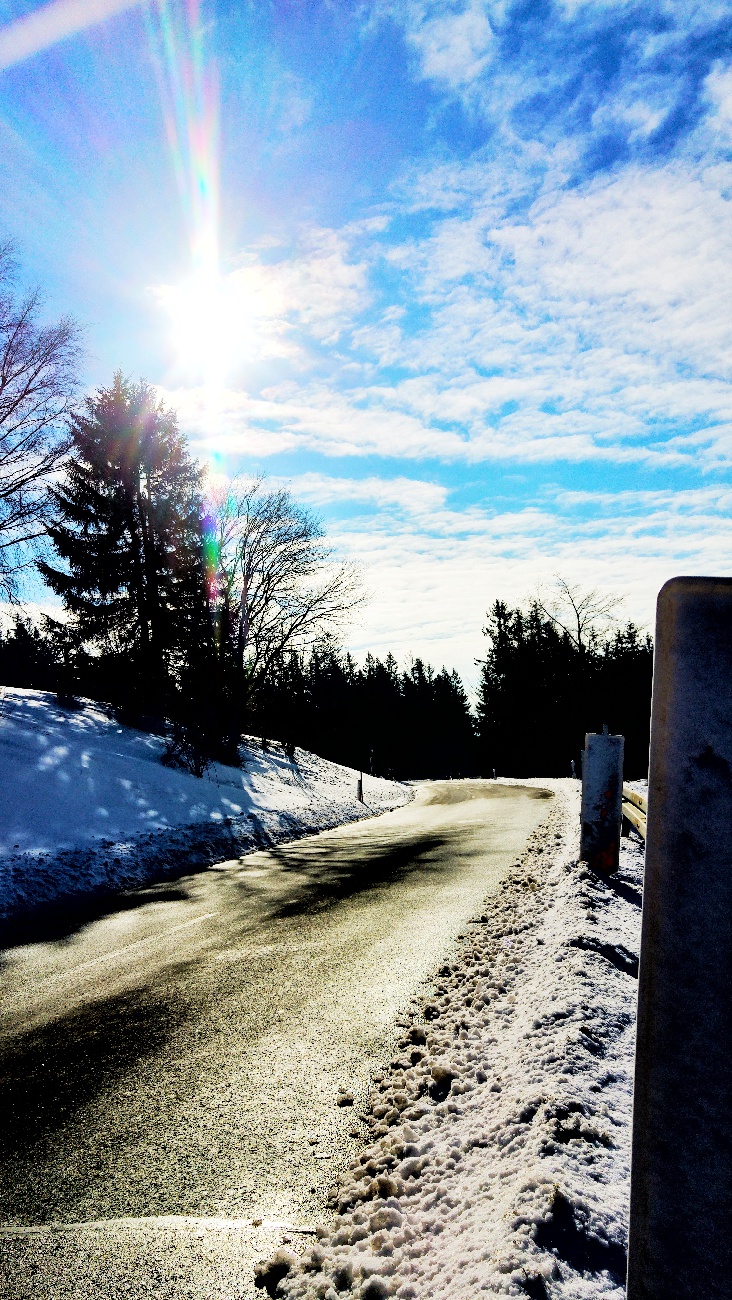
xmin=145 ymin=0 xmax=228 ymax=393
xmin=146 ymin=0 xmax=218 ymax=271
xmin=201 ymin=502 xmax=220 ymax=594
xmin=144 ymin=2 xmax=231 ymax=585
xmin=200 ymin=461 xmax=235 ymax=639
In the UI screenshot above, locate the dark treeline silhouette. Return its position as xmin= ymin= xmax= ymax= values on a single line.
xmin=0 ymin=598 xmax=653 ymax=780
xmin=477 ymin=599 xmax=653 ymax=778
xmin=0 ymin=618 xmax=58 ymax=693
xmin=0 ymin=622 xmax=476 ymax=779
xmin=254 ymin=646 xmax=476 ymax=778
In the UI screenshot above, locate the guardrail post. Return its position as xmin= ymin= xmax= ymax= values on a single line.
xmin=579 ymin=726 xmax=624 ymax=872
xmin=627 ymin=577 xmax=732 ymax=1298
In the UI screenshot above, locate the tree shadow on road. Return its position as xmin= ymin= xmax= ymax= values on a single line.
xmin=0 ymin=885 xmax=191 ymax=954
xmin=0 ymin=983 xmax=191 ymax=1220
xmin=256 ymin=828 xmax=459 ymax=920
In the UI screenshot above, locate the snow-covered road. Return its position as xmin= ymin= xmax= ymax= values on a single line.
xmin=0 ymin=780 xmax=552 ymax=1299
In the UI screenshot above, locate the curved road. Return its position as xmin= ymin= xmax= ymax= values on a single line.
xmin=0 ymin=780 xmax=552 ymax=1299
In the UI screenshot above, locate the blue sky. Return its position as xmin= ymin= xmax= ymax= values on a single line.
xmin=1 ymin=0 xmax=732 ymax=688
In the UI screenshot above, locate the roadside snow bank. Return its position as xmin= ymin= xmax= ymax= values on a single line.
xmin=0 ymin=687 xmax=411 ymax=928
xmin=263 ymin=781 xmax=641 ymax=1300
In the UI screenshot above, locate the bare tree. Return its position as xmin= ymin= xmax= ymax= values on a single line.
xmin=0 ymin=243 xmax=81 ymax=599
xmin=208 ymin=476 xmax=364 ymax=689
xmin=535 ymin=576 xmax=623 ymax=655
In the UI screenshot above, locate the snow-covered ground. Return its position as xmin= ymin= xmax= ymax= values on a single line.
xmin=0 ymin=687 xmax=411 ymax=928
xmin=258 ymin=781 xmax=642 ymax=1299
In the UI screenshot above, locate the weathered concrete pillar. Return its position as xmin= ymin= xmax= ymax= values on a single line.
xmin=627 ymin=576 xmax=732 ymax=1298
xmin=579 ymin=727 xmax=624 ymax=872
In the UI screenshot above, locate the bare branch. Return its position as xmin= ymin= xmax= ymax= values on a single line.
xmin=0 ymin=246 xmax=81 ymax=599
xmin=535 ymin=575 xmax=624 ymax=653
xmin=207 ymin=474 xmax=365 ymax=687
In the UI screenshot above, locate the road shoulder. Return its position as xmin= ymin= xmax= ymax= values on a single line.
xmin=263 ymin=780 xmax=641 ymax=1300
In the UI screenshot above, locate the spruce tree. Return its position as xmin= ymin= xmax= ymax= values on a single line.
xmin=39 ymin=373 xmax=208 ymax=717
xmin=476 ymin=598 xmax=653 ymax=777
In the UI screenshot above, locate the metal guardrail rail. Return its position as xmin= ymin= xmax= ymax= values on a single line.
xmin=622 ymin=784 xmax=648 ymax=839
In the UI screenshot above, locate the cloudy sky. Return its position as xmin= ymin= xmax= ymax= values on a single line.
xmin=1 ymin=0 xmax=731 ymax=686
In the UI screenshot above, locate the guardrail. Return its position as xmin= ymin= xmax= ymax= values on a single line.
xmin=622 ymin=784 xmax=647 ymax=840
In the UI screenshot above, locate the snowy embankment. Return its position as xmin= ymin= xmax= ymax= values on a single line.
xmin=260 ymin=781 xmax=642 ymax=1300
xmin=0 ymin=687 xmax=411 ymax=930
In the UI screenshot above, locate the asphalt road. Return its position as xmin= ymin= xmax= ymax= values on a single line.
xmin=0 ymin=779 xmax=552 ymax=1299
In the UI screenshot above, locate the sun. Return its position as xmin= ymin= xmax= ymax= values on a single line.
xmin=159 ymin=266 xmax=251 ymax=388
xmin=156 ymin=258 xmax=287 ymax=392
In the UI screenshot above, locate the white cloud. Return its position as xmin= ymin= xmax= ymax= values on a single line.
xmin=162 ymin=156 xmax=732 ymax=469
xmin=324 ymin=481 xmax=732 ymax=685
xmin=405 ymin=1 xmax=493 ymax=89
xmin=261 ymin=228 xmax=370 ymax=344
xmin=367 ymin=161 xmax=732 ymax=465
xmin=705 ymin=61 xmax=732 ymax=135
xmin=171 ymin=383 xmax=467 ymax=460
xmin=284 ymin=472 xmax=448 ymax=515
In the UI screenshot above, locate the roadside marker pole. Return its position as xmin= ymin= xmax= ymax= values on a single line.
xmin=627 ymin=577 xmax=732 ymax=1298
xmin=579 ymin=726 xmax=624 ymax=873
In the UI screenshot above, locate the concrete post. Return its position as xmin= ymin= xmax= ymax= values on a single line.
xmin=579 ymin=726 xmax=624 ymax=873
xmin=627 ymin=577 xmax=732 ymax=1298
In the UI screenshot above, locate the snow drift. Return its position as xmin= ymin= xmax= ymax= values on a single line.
xmin=0 ymin=687 xmax=412 ymax=930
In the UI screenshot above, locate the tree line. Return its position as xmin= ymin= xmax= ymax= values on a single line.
xmin=255 ymin=648 xmax=476 ymax=779
xmin=0 ymin=247 xmax=654 ymax=778
xmin=477 ymin=593 xmax=653 ymax=778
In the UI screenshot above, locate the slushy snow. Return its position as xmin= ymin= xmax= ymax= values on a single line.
xmin=0 ymin=686 xmax=411 ymax=928
xmin=260 ymin=781 xmax=641 ymax=1299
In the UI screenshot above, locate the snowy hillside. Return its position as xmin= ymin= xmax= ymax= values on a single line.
xmin=0 ymin=687 xmax=412 ymax=928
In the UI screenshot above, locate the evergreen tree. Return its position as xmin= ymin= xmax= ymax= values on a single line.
xmin=38 ymin=373 xmax=208 ymax=717
xmin=477 ymin=601 xmax=580 ymax=776
xmin=359 ymin=652 xmax=403 ymax=776
xmin=252 ymin=645 xmax=476 ymax=780
xmin=430 ymin=667 xmax=476 ymax=777
xmin=477 ymin=599 xmax=653 ymax=777
xmin=596 ymin=623 xmax=654 ymax=776
xmin=0 ymin=618 xmax=58 ymax=692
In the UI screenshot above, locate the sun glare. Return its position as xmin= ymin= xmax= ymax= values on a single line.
xmin=158 ymin=261 xmax=285 ymax=392
xmin=161 ymin=268 xmax=243 ymax=387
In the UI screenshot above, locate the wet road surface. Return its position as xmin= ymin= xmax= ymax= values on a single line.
xmin=0 ymin=780 xmax=552 ymax=1298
